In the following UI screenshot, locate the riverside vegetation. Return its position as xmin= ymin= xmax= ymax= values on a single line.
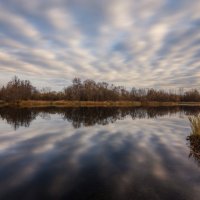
xmin=0 ymin=76 xmax=200 ymax=106
xmin=187 ymin=115 xmax=200 ymax=165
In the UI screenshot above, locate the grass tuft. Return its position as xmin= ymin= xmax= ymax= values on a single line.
xmin=188 ymin=115 xmax=200 ymax=136
xmin=187 ymin=115 xmax=200 ymax=165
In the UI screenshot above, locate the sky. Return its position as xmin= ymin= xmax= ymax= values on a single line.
xmin=0 ymin=0 xmax=200 ymax=91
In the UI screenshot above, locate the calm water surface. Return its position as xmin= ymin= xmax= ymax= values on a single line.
xmin=0 ymin=107 xmax=200 ymax=200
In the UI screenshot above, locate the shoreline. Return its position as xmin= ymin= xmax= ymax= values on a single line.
xmin=1 ymin=100 xmax=200 ymax=107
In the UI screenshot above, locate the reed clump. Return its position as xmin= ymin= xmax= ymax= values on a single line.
xmin=187 ymin=115 xmax=200 ymax=165
xmin=188 ymin=115 xmax=200 ymax=136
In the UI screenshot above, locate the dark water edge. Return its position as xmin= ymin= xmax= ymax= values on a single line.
xmin=0 ymin=107 xmax=200 ymax=200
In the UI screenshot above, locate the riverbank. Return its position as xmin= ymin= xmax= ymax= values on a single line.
xmin=1 ymin=100 xmax=200 ymax=107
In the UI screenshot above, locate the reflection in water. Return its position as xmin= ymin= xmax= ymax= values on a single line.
xmin=1 ymin=106 xmax=200 ymax=129
xmin=187 ymin=115 xmax=200 ymax=166
xmin=0 ymin=107 xmax=200 ymax=200
xmin=0 ymin=107 xmax=37 ymax=129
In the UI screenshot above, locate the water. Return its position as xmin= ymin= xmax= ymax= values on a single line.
xmin=0 ymin=107 xmax=200 ymax=200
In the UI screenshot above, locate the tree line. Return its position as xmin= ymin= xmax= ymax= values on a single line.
xmin=0 ymin=76 xmax=200 ymax=102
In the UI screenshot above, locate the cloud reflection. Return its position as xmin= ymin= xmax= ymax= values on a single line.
xmin=0 ymin=108 xmax=200 ymax=199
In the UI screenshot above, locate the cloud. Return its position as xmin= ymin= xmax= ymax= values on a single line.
xmin=0 ymin=0 xmax=200 ymax=90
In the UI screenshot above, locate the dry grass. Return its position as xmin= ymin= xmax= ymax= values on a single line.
xmin=0 ymin=100 xmax=200 ymax=107
xmin=18 ymin=100 xmax=142 ymax=107
xmin=188 ymin=115 xmax=200 ymax=136
xmin=16 ymin=100 xmax=192 ymax=107
xmin=187 ymin=115 xmax=200 ymax=165
xmin=140 ymin=101 xmax=179 ymax=107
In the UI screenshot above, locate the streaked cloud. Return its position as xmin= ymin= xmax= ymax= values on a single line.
xmin=0 ymin=0 xmax=200 ymax=90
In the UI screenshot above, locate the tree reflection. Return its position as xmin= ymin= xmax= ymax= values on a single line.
xmin=187 ymin=115 xmax=200 ymax=166
xmin=0 ymin=107 xmax=37 ymax=130
xmin=1 ymin=106 xmax=200 ymax=130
